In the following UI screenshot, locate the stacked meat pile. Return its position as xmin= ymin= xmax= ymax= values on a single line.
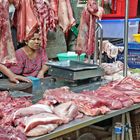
xmin=0 ymin=91 xmax=32 ymax=140
xmin=0 ymin=91 xmax=32 ymax=125
xmin=13 ymin=102 xmax=79 ymax=137
xmin=0 ymin=91 xmax=79 ymax=137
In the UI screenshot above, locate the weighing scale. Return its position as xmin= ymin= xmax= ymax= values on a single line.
xmin=47 ymin=60 xmax=104 ymax=82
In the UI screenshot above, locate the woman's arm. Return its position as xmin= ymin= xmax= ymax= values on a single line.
xmin=0 ymin=64 xmax=30 ymax=83
xmin=37 ymin=65 xmax=49 ymax=78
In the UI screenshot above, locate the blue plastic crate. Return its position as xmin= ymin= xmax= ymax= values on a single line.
xmin=117 ymin=42 xmax=140 ymax=68
xmin=98 ymin=18 xmax=140 ymax=42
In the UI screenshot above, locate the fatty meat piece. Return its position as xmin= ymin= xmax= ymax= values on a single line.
xmin=26 ymin=124 xmax=58 ymax=137
xmin=13 ymin=104 xmax=53 ymax=119
xmin=24 ymin=113 xmax=63 ymax=132
xmin=54 ymin=101 xmax=78 ymax=123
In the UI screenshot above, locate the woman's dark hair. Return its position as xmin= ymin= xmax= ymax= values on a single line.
xmin=17 ymin=41 xmax=26 ymax=49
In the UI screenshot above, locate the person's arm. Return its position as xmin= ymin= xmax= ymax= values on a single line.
xmin=0 ymin=64 xmax=30 ymax=83
xmin=37 ymin=65 xmax=49 ymax=78
xmin=37 ymin=49 xmax=49 ymax=78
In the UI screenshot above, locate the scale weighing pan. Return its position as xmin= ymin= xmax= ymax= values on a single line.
xmin=47 ymin=60 xmax=104 ymax=81
xmin=47 ymin=60 xmax=98 ymax=71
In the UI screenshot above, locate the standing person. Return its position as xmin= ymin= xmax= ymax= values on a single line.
xmin=6 ymin=31 xmax=49 ymax=78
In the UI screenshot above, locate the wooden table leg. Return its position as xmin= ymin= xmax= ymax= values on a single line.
xmin=126 ymin=112 xmax=133 ymax=140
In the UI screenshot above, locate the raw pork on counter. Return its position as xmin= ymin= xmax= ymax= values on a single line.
xmin=13 ymin=100 xmax=79 ymax=137
xmin=54 ymin=101 xmax=79 ymax=123
xmin=101 ymin=61 xmax=124 ymax=75
xmin=0 ymin=125 xmax=27 ymax=140
xmin=13 ymin=104 xmax=53 ymax=119
xmin=42 ymin=87 xmax=110 ymax=116
xmin=0 ymin=91 xmax=32 ymax=126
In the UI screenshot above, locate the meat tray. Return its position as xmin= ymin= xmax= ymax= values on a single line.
xmin=47 ymin=60 xmax=104 ymax=81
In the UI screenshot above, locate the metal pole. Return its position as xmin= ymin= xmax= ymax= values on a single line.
xmin=94 ymin=22 xmax=103 ymax=65
xmin=94 ymin=21 xmax=98 ymax=64
xmin=98 ymin=23 xmax=103 ymax=66
xmin=123 ymin=0 xmax=129 ymax=77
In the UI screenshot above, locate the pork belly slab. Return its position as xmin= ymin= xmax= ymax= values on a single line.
xmin=26 ymin=124 xmax=58 ymax=137
xmin=54 ymin=101 xmax=78 ymax=123
xmin=13 ymin=104 xmax=53 ymax=119
xmin=24 ymin=113 xmax=63 ymax=132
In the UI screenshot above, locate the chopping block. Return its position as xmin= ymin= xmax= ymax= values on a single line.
xmin=0 ymin=79 xmax=32 ymax=93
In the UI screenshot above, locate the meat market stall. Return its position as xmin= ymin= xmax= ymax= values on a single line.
xmin=25 ymin=76 xmax=140 ymax=140
xmin=1 ymin=0 xmax=138 ymax=139
xmin=1 ymin=75 xmax=140 ymax=140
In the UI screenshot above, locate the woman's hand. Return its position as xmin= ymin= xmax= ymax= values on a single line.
xmin=37 ymin=65 xmax=49 ymax=79
xmin=37 ymin=71 xmax=44 ymax=79
xmin=9 ymin=74 xmax=31 ymax=83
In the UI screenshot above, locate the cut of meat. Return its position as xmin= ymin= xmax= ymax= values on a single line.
xmin=54 ymin=102 xmax=78 ymax=123
xmin=66 ymin=0 xmax=76 ymax=27
xmin=0 ymin=92 xmax=32 ymax=126
xmin=58 ymin=0 xmax=75 ymax=32
xmin=0 ymin=1 xmax=16 ymax=64
xmin=95 ymin=88 xmax=134 ymax=108
xmin=58 ymin=0 xmax=69 ymax=32
xmin=101 ymin=61 xmax=123 ymax=75
xmin=43 ymin=87 xmax=110 ymax=116
xmin=24 ymin=113 xmax=63 ymax=132
xmin=82 ymin=90 xmax=123 ymax=109
xmin=75 ymin=0 xmax=98 ymax=55
xmin=0 ymin=125 xmax=27 ymax=140
xmin=13 ymin=117 xmax=26 ymax=127
xmin=99 ymin=106 xmax=110 ymax=114
xmin=129 ymin=96 xmax=140 ymax=103
xmin=75 ymin=9 xmax=89 ymax=55
xmin=26 ymin=124 xmax=58 ymax=137
xmin=43 ymin=86 xmax=72 ymax=105
xmin=50 ymin=0 xmax=58 ymax=21
xmin=13 ymin=104 xmax=53 ymax=119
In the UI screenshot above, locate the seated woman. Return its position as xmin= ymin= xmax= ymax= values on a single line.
xmin=5 ymin=31 xmax=49 ymax=78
